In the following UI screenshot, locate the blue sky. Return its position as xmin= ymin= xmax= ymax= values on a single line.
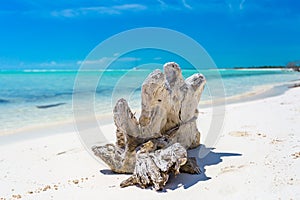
xmin=0 ymin=0 xmax=299 ymax=69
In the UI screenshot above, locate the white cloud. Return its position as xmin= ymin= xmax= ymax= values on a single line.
xmin=228 ymin=3 xmax=233 ymax=11
xmin=51 ymin=4 xmax=147 ymax=18
xmin=157 ymin=0 xmax=167 ymax=7
xmin=113 ymin=4 xmax=147 ymax=11
xmin=77 ymin=57 xmax=141 ymax=65
xmin=182 ymin=0 xmax=192 ymax=9
xmin=160 ymin=0 xmax=193 ymax=10
xmin=226 ymin=0 xmax=246 ymax=12
xmin=17 ymin=60 xmax=76 ymax=68
xmin=79 ymin=6 xmax=120 ymax=15
xmin=39 ymin=61 xmax=57 ymax=67
xmin=118 ymin=57 xmax=141 ymax=62
xmin=51 ymin=9 xmax=78 ymax=17
xmin=76 ymin=57 xmax=110 ymax=65
xmin=239 ymin=0 xmax=246 ymax=10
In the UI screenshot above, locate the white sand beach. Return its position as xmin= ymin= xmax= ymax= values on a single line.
xmin=0 ymin=87 xmax=300 ymax=200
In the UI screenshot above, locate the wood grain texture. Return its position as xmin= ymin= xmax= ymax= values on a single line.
xmin=92 ymin=62 xmax=206 ymax=190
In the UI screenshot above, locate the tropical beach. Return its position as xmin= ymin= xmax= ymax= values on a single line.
xmin=1 ymin=0 xmax=300 ymax=199
xmin=1 ymin=68 xmax=299 ymax=135
xmin=0 ymin=75 xmax=299 ymax=199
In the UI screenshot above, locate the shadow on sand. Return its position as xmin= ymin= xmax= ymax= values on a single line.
xmin=100 ymin=144 xmax=242 ymax=191
xmin=163 ymin=144 xmax=242 ymax=191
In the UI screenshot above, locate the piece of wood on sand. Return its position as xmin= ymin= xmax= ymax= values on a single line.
xmin=92 ymin=62 xmax=206 ymax=190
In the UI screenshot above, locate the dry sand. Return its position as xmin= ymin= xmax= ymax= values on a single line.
xmin=0 ymin=87 xmax=300 ymax=200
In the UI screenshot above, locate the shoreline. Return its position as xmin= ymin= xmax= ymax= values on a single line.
xmin=1 ymin=67 xmax=299 ymax=137
xmin=1 ymin=83 xmax=295 ymax=138
xmin=1 ymin=79 xmax=299 ymax=139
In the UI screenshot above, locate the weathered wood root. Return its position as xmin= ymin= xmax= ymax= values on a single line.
xmin=120 ymin=142 xmax=187 ymax=190
xmin=92 ymin=62 xmax=206 ymax=190
xmin=92 ymin=144 xmax=136 ymax=174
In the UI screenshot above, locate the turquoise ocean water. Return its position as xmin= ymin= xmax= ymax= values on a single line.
xmin=0 ymin=68 xmax=299 ymax=135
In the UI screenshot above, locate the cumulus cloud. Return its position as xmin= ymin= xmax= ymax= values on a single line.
xmin=51 ymin=4 xmax=147 ymax=17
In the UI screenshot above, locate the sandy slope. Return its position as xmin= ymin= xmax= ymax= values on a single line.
xmin=0 ymin=87 xmax=299 ymax=200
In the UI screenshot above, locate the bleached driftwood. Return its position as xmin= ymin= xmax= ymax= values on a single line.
xmin=92 ymin=62 xmax=206 ymax=190
xmin=120 ymin=142 xmax=187 ymax=190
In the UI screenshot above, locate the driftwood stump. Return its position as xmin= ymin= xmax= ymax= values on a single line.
xmin=92 ymin=62 xmax=206 ymax=190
